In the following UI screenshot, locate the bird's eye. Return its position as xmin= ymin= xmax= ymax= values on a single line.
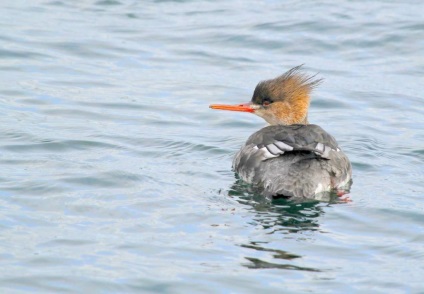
xmin=262 ymin=97 xmax=272 ymax=106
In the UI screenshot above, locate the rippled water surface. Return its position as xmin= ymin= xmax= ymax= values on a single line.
xmin=1 ymin=0 xmax=424 ymax=293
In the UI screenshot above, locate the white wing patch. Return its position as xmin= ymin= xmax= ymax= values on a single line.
xmin=262 ymin=141 xmax=296 ymax=160
xmin=254 ymin=141 xmax=338 ymax=161
xmin=274 ymin=141 xmax=294 ymax=152
xmin=266 ymin=144 xmax=283 ymax=155
xmin=314 ymin=142 xmax=338 ymax=159
xmin=253 ymin=145 xmax=279 ymax=160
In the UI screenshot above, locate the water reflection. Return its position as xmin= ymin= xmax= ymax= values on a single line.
xmin=244 ymin=257 xmax=321 ymax=272
xmin=229 ymin=178 xmax=325 ymax=233
xmin=229 ymin=178 xmax=327 ymax=271
xmin=241 ymin=242 xmax=320 ymax=271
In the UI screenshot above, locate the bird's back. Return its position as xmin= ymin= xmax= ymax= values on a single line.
xmin=232 ymin=124 xmax=352 ymax=200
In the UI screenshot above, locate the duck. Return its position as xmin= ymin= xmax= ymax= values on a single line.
xmin=210 ymin=65 xmax=352 ymax=201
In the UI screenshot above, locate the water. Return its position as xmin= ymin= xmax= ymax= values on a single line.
xmin=1 ymin=0 xmax=423 ymax=292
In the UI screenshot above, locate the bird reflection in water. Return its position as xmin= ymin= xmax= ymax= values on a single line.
xmin=228 ymin=178 xmax=328 ymax=271
xmin=229 ymin=177 xmax=327 ymax=233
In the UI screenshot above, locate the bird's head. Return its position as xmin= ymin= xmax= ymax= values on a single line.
xmin=210 ymin=65 xmax=322 ymax=125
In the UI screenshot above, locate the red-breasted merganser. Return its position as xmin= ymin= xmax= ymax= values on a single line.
xmin=210 ymin=65 xmax=352 ymax=201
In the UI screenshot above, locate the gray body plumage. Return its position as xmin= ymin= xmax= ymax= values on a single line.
xmin=232 ymin=124 xmax=352 ymax=200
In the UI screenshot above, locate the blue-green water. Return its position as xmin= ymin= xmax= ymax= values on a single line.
xmin=1 ymin=1 xmax=423 ymax=293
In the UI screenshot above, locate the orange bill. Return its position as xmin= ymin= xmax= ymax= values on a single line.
xmin=209 ymin=102 xmax=254 ymax=113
